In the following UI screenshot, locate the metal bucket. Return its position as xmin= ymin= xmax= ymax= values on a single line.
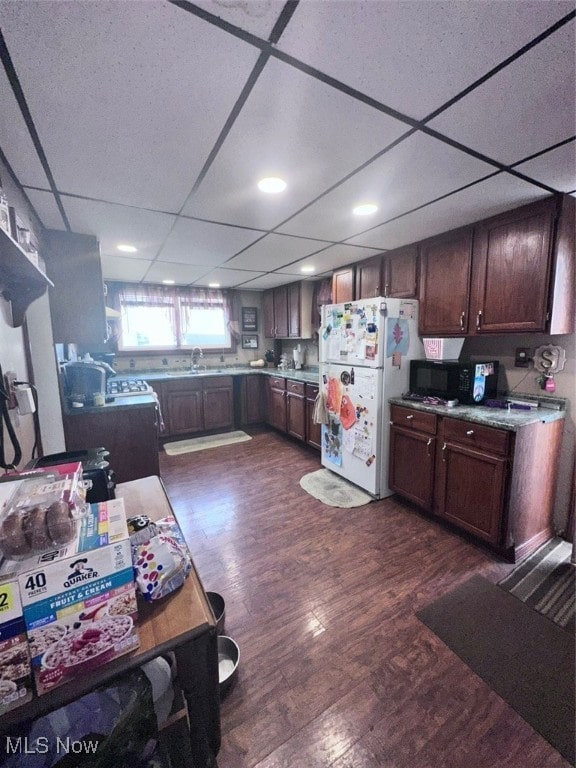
xmin=207 ymin=591 xmax=225 ymax=635
xmin=217 ymin=635 xmax=239 ymax=699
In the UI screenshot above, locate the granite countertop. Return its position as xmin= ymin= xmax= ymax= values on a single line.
xmin=64 ymin=393 xmax=158 ymax=415
xmin=388 ymin=394 xmax=567 ymax=431
xmin=117 ymin=367 xmax=321 ymax=385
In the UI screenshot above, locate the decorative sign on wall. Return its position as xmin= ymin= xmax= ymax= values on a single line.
xmin=242 ymin=334 xmax=258 ymax=349
xmin=533 ymin=344 xmax=566 ymax=374
xmin=241 ymin=307 xmax=258 ymax=332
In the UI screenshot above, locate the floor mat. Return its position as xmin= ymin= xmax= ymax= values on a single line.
xmin=498 ymin=537 xmax=574 ymax=631
xmin=416 ymin=574 xmax=575 ymax=763
xmin=299 ymin=469 xmax=373 ymax=508
xmin=163 ymin=431 xmax=252 ymax=455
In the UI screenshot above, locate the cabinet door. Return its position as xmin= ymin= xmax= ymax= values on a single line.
xmin=332 ymin=267 xmax=355 ymax=304
xmin=355 ymin=255 xmax=382 ymax=299
xmin=202 ymin=377 xmax=233 ymax=431
xmin=383 ymin=244 xmax=418 ymax=298
xmin=203 ymin=385 xmax=234 ymax=431
xmin=263 ymin=289 xmax=275 ymax=338
xmin=305 ymin=384 xmax=321 ymax=450
xmin=470 ymin=198 xmax=555 ymax=334
xmin=287 ymin=282 xmax=301 ymax=337
xmin=165 ymin=388 xmax=203 ymax=435
xmin=286 ymin=381 xmax=306 ymax=441
xmin=418 ymin=227 xmax=473 ymax=336
xmin=274 ymin=286 xmax=289 ymax=337
xmin=267 ymin=381 xmax=287 ymax=432
xmin=45 ymin=230 xmax=107 ymax=346
xmin=436 ymin=441 xmax=507 ymax=545
xmin=239 ymin=375 xmax=264 ymax=425
xmin=389 ymin=425 xmax=435 ymax=511
xmin=63 ymin=405 xmax=160 ymax=483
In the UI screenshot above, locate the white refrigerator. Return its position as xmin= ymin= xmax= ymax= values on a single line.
xmin=320 ymin=297 xmax=423 ymax=498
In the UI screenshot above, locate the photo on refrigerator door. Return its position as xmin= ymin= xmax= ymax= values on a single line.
xmin=322 ymin=416 xmax=342 ymax=466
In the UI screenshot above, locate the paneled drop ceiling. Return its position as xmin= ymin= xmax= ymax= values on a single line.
xmin=0 ymin=0 xmax=574 ymax=290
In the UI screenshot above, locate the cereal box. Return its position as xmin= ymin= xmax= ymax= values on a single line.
xmin=14 ymin=499 xmax=139 ymax=695
xmin=0 ymin=581 xmax=33 ymax=713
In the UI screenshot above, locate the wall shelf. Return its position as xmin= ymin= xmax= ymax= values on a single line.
xmin=0 ymin=227 xmax=53 ymax=327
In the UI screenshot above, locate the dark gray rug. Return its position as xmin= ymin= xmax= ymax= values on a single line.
xmin=416 ymin=575 xmax=575 ymax=764
xmin=498 ymin=537 xmax=574 ymax=631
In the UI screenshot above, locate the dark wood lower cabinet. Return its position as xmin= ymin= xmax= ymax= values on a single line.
xmin=305 ymin=384 xmax=321 ymax=450
xmin=63 ymin=401 xmax=160 ymax=483
xmin=389 ymin=404 xmax=564 ymax=561
xmin=266 ymin=377 xmax=287 ymax=432
xmin=155 ymin=377 xmax=234 ymax=437
xmin=286 ymin=380 xmax=306 ymax=441
xmin=389 ymin=425 xmax=435 ymax=511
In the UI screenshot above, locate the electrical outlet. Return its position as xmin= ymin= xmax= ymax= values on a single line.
xmin=3 ymin=371 xmax=17 ymax=409
xmin=515 ymin=348 xmax=531 ymax=368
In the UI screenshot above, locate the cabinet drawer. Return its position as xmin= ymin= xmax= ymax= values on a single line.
xmin=443 ymin=417 xmax=510 ymax=456
xmin=164 ymin=377 xmax=202 ymax=392
xmin=269 ymin=376 xmax=286 ymax=390
xmin=390 ymin=405 xmax=437 ymax=434
xmin=306 ymin=383 xmax=319 ymax=399
xmin=287 ymin=380 xmax=305 ymax=396
xmin=203 ymin=375 xmax=233 ymax=389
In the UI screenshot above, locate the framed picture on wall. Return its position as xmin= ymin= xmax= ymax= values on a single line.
xmin=241 ymin=307 xmax=258 ymax=332
xmin=242 ymin=334 xmax=258 ymax=349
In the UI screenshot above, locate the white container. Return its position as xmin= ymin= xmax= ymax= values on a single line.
xmin=423 ymin=338 xmax=465 ymax=361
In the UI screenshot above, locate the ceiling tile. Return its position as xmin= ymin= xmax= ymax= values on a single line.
xmin=224 ymin=232 xmax=332 ymax=271
xmin=192 ymin=267 xmax=265 ymax=288
xmin=513 ymin=142 xmax=576 ymax=193
xmin=142 ymin=262 xmax=211 ymax=285
xmin=0 ymin=66 xmax=50 ymax=188
xmin=60 ymin=197 xmax=176 ymax=261
xmin=159 ymin=216 xmax=262 ymax=266
xmin=347 ymin=174 xmax=551 ymax=250
xmin=235 ymin=272 xmax=300 ymax=290
xmin=279 ymin=0 xmax=574 ymax=120
xmin=0 ymin=0 xmax=261 ymax=211
xmin=284 ymin=244 xmax=383 ymax=275
xmin=181 ymin=56 xmax=408 ymax=228
xmin=100 ymin=255 xmax=152 ymax=283
xmin=191 ymin=0 xmax=284 ymax=39
xmin=277 ymin=132 xmax=496 ymax=241
xmin=24 ymin=188 xmax=67 ymax=230
xmin=429 ymin=21 xmax=576 ymax=165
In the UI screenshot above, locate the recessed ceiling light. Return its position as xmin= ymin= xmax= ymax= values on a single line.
xmin=353 ymin=203 xmax=378 ymax=216
xmin=257 ymin=177 xmax=287 ymax=194
xmin=117 ymin=243 xmax=137 ymax=253
xmin=162 ymin=279 xmax=175 ymax=285
xmin=208 ymin=282 xmax=220 ymax=288
xmin=300 ymin=265 xmax=315 ymax=273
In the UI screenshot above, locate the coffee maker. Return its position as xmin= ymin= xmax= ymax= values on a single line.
xmin=62 ymin=361 xmax=113 ymax=405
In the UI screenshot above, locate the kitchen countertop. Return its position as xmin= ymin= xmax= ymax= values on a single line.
xmin=388 ymin=395 xmax=567 ymax=431
xmin=64 ymin=393 xmax=158 ymax=415
xmin=117 ymin=367 xmax=321 ymax=385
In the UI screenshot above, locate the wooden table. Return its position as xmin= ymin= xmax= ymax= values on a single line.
xmin=0 ymin=476 xmax=221 ymax=767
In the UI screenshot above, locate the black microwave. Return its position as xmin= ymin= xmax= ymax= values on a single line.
xmin=409 ymin=360 xmax=499 ymax=405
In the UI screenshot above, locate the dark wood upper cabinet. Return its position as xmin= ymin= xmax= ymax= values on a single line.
xmin=287 ymin=282 xmax=301 ymax=337
xmin=44 ymin=230 xmax=107 ymax=346
xmin=383 ymin=244 xmax=418 ymax=298
xmin=332 ymin=266 xmax=355 ymax=304
xmin=263 ymin=289 xmax=275 ymax=338
xmin=355 ymin=255 xmax=382 ymax=299
xmin=469 ymin=198 xmax=556 ymax=334
xmin=273 ymin=285 xmax=289 ymax=338
xmin=418 ymin=227 xmax=473 ymax=336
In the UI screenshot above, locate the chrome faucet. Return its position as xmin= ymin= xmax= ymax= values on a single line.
xmin=191 ymin=346 xmax=204 ymax=372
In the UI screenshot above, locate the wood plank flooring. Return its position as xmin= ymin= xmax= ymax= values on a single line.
xmin=159 ymin=426 xmax=570 ymax=768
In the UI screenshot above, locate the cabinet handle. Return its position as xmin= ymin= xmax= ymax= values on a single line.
xmin=426 ymin=437 xmax=432 ymax=457
xmin=460 ymin=311 xmax=465 ymax=331
xmin=476 ymin=310 xmax=482 ymax=330
xmin=442 ymin=442 xmax=447 ymax=461
xmin=406 ymin=414 xmax=414 ymax=420
xmin=466 ymin=429 xmax=474 ymax=436
xmin=384 ymin=283 xmax=389 ymax=298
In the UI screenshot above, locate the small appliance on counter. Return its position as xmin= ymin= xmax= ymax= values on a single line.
xmin=61 ymin=357 xmax=116 ymax=406
xmin=409 ymin=359 xmax=499 ymax=405
xmin=26 ymin=447 xmax=116 ymax=504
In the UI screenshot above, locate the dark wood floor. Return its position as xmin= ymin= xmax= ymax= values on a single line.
xmin=159 ymin=426 xmax=569 ymax=768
